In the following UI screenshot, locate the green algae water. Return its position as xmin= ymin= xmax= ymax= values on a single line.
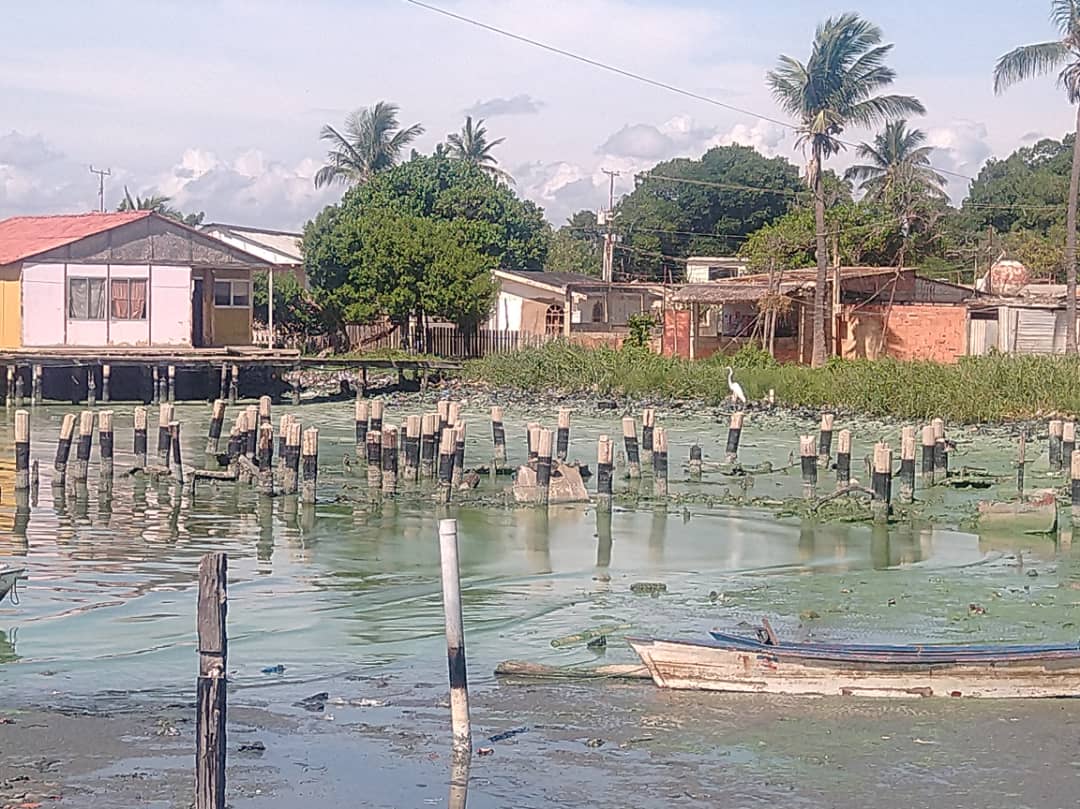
xmin=1 ymin=397 xmax=1076 ymax=703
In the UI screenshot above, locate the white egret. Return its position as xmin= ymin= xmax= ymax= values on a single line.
xmin=726 ymin=366 xmax=747 ymax=404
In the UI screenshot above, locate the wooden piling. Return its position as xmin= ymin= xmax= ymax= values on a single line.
xmin=872 ymin=443 xmax=893 ymax=522
xmin=283 ymin=420 xmax=302 ymax=495
xmin=437 ymin=428 xmax=455 ymax=504
xmin=1071 ymin=450 xmax=1080 ymax=523
xmin=228 ymin=364 xmax=239 ymax=405
xmin=641 ymin=408 xmax=655 ymax=468
xmin=382 ymin=427 xmax=399 ymax=495
xmin=152 ymin=366 xmax=160 ymax=405
xmin=244 ymin=405 xmax=258 ymax=463
xmin=932 ymin=418 xmax=948 ymax=479
xmin=438 ymin=519 xmax=472 ymax=762
xmin=167 ymin=365 xmax=176 ymax=404
xmin=689 ymin=444 xmax=703 ymax=481
xmin=54 ymin=413 xmax=76 ymax=481
xmin=836 ymin=429 xmax=852 ymax=488
xmin=1017 ymin=433 xmax=1027 ymax=499
xmin=101 ymin=364 xmax=111 ymax=404
xmin=556 ymin=408 xmax=571 ymax=462
xmin=725 ymin=412 xmax=744 ymax=465
xmin=277 ymin=414 xmax=290 ymax=463
xmin=171 ymin=421 xmax=186 ymax=488
xmin=536 ymin=428 xmax=553 ymax=505
xmin=921 ymin=424 xmax=936 ymax=485
xmin=257 ymin=423 xmax=274 ymax=496
xmin=1050 ymin=419 xmax=1065 ymax=472
xmin=99 ymin=410 xmax=114 ymax=480
xmin=800 ymin=435 xmax=817 ymax=499
xmin=206 ymin=400 xmax=226 ymax=455
xmin=370 ymin=398 xmax=385 ymax=435
xmin=31 ymin=364 xmax=42 ymax=406
xmin=133 ymin=407 xmax=147 ymax=470
xmin=451 ymin=423 xmax=466 ymax=489
xmin=86 ymin=366 xmax=96 ymax=408
xmin=256 ymin=395 xmax=271 ymax=427
xmin=355 ymin=398 xmax=370 ymax=461
xmin=653 ymin=426 xmax=669 ymax=498
xmin=73 ymin=410 xmax=94 ymax=483
xmin=818 ymin=413 xmax=834 ymax=466
xmin=31 ymin=459 xmax=39 ymax=502
xmin=404 ymin=415 xmax=422 ymax=482
xmin=290 ymin=364 xmax=301 ymax=406
xmin=421 ymin=413 xmax=438 ymax=479
xmin=597 ymin=435 xmax=614 ymax=511
xmin=527 ymin=423 xmax=541 ymax=463
xmin=195 ymin=552 xmax=228 ymax=809
xmin=219 ymin=365 xmax=229 ymax=402
xmin=6 ymin=366 xmax=14 ymax=408
xmin=447 ymin=401 xmax=462 ymax=431
xmin=491 ymin=406 xmax=507 ymax=469
xmin=14 ymin=409 xmax=29 ymax=492
xmin=226 ymin=419 xmax=243 ymax=479
xmin=1064 ymin=422 xmax=1076 ymax=470
xmin=899 ymin=426 xmax=915 ymax=504
xmin=158 ymin=403 xmax=175 ymax=467
xmin=14 ymin=366 xmax=24 ymax=408
xmin=300 ymin=428 xmax=319 ymax=505
xmin=622 ymin=417 xmax=641 ymax=479
xmin=437 ymin=400 xmax=450 ymax=447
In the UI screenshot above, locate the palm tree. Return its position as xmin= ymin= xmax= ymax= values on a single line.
xmin=314 ymin=102 xmax=424 ymax=189
xmin=994 ymin=1 xmax=1080 ymax=354
xmin=845 ymin=120 xmax=948 ymax=202
xmin=446 ymin=116 xmax=514 ymax=184
xmin=117 ymin=187 xmax=205 ymax=226
xmin=768 ymin=14 xmax=925 ymax=367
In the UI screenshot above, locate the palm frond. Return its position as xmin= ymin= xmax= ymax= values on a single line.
xmin=994 ymin=40 xmax=1071 ymax=94
xmin=846 ymin=95 xmax=926 ymax=129
xmin=1050 ymin=0 xmax=1080 ymax=36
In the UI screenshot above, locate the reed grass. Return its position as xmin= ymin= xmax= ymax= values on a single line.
xmin=463 ymin=342 xmax=1080 ymax=423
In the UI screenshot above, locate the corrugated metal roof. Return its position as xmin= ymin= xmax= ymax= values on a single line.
xmin=497 ymin=269 xmax=598 ymax=291
xmin=0 ymin=211 xmax=152 ymax=265
xmin=202 ymin=223 xmax=302 ymax=263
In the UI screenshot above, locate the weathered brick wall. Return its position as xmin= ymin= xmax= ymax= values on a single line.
xmin=842 ymin=304 xmax=966 ymax=363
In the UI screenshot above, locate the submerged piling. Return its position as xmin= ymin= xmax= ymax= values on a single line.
xmin=167 ymin=365 xmax=176 ymax=404
xmin=437 ymin=428 xmax=455 ymax=504
xmin=300 ymin=428 xmax=319 ymax=505
xmin=536 ymin=428 xmax=553 ymax=506
xmin=836 ymin=429 xmax=852 ymax=488
xmin=405 ymin=415 xmax=421 ymax=482
xmin=207 ymin=400 xmax=226 ymax=456
xmin=653 ymin=426 xmax=669 ymax=498
xmin=527 ymin=422 xmax=540 ymax=464
xmin=283 ymin=420 xmax=302 ymax=495
xmin=382 ymin=427 xmax=399 ymax=496
xmin=899 ymin=426 xmax=915 ymax=504
xmin=101 ymin=364 xmax=111 ymax=404
xmin=258 ymin=395 xmax=272 ymax=426
xmin=641 ymin=408 xmax=655 ymax=469
xmin=158 ymin=403 xmax=175 ymax=467
xmin=556 ymin=408 xmax=571 ymax=462
xmin=54 ymin=413 xmax=76 ymax=482
xmin=171 ymin=421 xmax=186 ymax=488
xmin=355 ymin=399 xmax=369 ymax=461
xmin=725 ymin=412 xmax=743 ymax=465
xmin=1072 ymin=450 xmax=1080 ymax=523
xmin=437 ymin=400 xmax=450 ymax=448
xmin=421 ymin=413 xmax=438 ymax=479
xmin=229 ymin=364 xmax=239 ymax=405
xmin=32 ymin=364 xmax=42 ymax=406
xmin=366 ymin=430 xmax=383 ymax=491
xmin=1050 ymin=419 xmax=1065 ymax=473
xmin=99 ymin=410 xmax=114 ymax=481
xmin=14 ymin=410 xmax=29 ymax=493
xmin=597 ymin=435 xmax=614 ymax=511
xmin=134 ymin=407 xmax=148 ymax=470
xmin=872 ymin=443 xmax=893 ymax=522
xmin=195 ymin=551 xmax=228 ymax=809
xmin=258 ymin=423 xmax=275 ymax=496
xmin=1064 ymin=422 xmax=1076 ymax=470
xmin=1017 ymin=433 xmax=1027 ymax=499
xmin=244 ymin=405 xmax=258 ymax=464
xmin=86 ymin=367 xmax=96 ymax=408
xmin=451 ymin=423 xmax=466 ymax=489
xmin=437 ymin=519 xmax=472 ymax=762
xmin=921 ymin=425 xmax=936 ymax=486
xmin=491 ymin=406 xmax=507 ymax=469
xmin=622 ymin=417 xmax=641 ymax=479
xmin=370 ymin=398 xmax=384 ymax=436
xmin=818 ymin=414 xmax=834 ymax=466
xmin=933 ymin=418 xmax=948 ymax=479
xmin=800 ymin=435 xmax=817 ymax=499
xmin=689 ymin=444 xmax=703 ymax=482
xmin=73 ymin=410 xmax=94 ymax=483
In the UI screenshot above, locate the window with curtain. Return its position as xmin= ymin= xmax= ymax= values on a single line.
xmin=111 ymin=279 xmax=148 ymax=320
xmin=214 ymin=279 xmax=251 ymax=307
xmin=68 ymin=278 xmax=107 ymax=320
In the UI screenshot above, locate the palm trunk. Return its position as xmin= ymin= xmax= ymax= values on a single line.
xmin=811 ymin=147 xmax=828 ymax=368
xmin=1066 ymin=104 xmax=1080 ymax=355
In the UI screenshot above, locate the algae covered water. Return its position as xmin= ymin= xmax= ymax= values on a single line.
xmin=1 ymin=397 xmax=1079 ymax=806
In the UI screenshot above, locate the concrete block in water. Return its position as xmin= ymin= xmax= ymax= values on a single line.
xmin=513 ymin=460 xmax=589 ymax=505
xmin=976 ymin=490 xmax=1058 ymax=535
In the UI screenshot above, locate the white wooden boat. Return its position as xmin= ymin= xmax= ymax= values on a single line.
xmin=628 ymin=632 xmax=1080 ymax=698
xmin=0 ymin=567 xmax=25 ymax=604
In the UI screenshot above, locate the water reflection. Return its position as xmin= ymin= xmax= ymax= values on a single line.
xmin=0 ymin=628 xmax=16 ymax=664
xmin=595 ymin=509 xmax=612 ymax=569
xmin=449 ymin=755 xmax=469 ymax=809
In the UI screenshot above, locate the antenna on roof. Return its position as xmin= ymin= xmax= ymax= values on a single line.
xmin=89 ymin=165 xmax=112 ymax=213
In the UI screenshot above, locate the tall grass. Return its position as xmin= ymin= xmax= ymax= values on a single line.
xmin=463 ymin=342 xmax=1080 ymax=422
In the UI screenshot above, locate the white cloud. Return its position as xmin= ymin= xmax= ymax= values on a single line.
xmin=465 ymin=95 xmax=545 ymax=118
xmin=711 ymin=120 xmax=788 ymax=157
xmin=925 ymin=120 xmax=993 ymax=201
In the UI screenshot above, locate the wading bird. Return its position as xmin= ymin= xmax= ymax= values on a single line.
xmin=726 ymin=367 xmax=747 ymax=405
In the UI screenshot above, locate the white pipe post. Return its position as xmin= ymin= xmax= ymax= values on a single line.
xmin=438 ymin=518 xmax=471 ymax=761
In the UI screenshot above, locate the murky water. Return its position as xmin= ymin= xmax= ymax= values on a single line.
xmin=1 ymin=398 xmax=1078 ymax=804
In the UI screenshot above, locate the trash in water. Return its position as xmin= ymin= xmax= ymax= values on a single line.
xmin=586 ymin=635 xmax=607 ymax=650
xmin=630 ymin=582 xmax=667 ymax=595
xmin=261 ymin=664 xmax=286 ymax=674
xmin=294 ymin=692 xmax=330 ymax=712
xmin=238 ymin=741 xmax=266 ymax=754
xmin=488 ymin=726 xmax=530 ymax=743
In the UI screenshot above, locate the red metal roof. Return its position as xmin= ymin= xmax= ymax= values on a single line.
xmin=0 ymin=211 xmax=152 ymax=265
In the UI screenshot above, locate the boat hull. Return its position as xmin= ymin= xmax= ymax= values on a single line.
xmin=629 ymin=637 xmax=1080 ymax=698
xmin=0 ymin=569 xmax=24 ymax=604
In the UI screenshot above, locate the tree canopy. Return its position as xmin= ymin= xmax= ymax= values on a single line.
xmin=314 ymin=101 xmax=425 ymax=189
xmin=117 ymin=186 xmax=205 ymax=226
xmin=447 ymin=116 xmax=513 ymax=184
xmin=303 ymin=155 xmax=548 ymax=341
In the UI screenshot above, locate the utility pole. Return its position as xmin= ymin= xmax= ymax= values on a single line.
xmin=600 ymin=169 xmax=621 ymax=283
xmin=89 ymin=165 xmax=111 ymax=213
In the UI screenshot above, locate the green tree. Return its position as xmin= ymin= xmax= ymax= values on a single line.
xmin=995 ymin=1 xmax=1080 ymax=350
xmin=617 ymin=144 xmax=806 ymax=279
xmin=844 ymin=120 xmax=947 ymax=202
xmin=117 ymin=186 xmax=205 ymax=226
xmin=768 ymin=13 xmax=925 ymax=366
xmin=447 ymin=116 xmax=514 ymax=184
xmin=303 ymin=156 xmax=548 ymax=349
xmin=314 ymin=101 xmax=425 ymax=189
xmin=252 ymin=271 xmax=327 ymax=335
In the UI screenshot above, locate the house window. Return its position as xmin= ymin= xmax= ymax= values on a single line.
xmin=591 ymin=301 xmax=605 ymax=323
xmin=110 ymin=279 xmax=148 ymax=320
xmin=214 ymin=279 xmax=250 ymax=308
xmin=68 ymin=278 xmax=107 ymax=320
xmin=545 ymin=304 xmax=564 ymax=334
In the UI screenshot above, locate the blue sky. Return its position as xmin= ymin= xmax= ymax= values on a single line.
xmin=0 ymin=0 xmax=1074 ymax=227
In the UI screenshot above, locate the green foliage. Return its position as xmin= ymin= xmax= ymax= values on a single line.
xmin=1001 ymin=226 xmax=1067 ymax=279
xmin=314 ymin=101 xmax=425 ymax=188
xmin=547 ymin=226 xmax=601 ymax=276
xmin=303 ymin=155 xmax=547 ymax=329
xmin=465 ymin=343 xmax=1080 ymax=422
xmin=446 ymin=116 xmax=513 ymax=184
xmin=624 ymin=314 xmax=656 ymax=350
xmin=253 ymin=271 xmax=330 ymax=335
xmin=616 ymin=145 xmax=805 ymax=278
xmin=117 ymin=186 xmax=204 ymax=226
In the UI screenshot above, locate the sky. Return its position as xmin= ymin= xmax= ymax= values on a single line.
xmin=0 ymin=0 xmax=1074 ymax=229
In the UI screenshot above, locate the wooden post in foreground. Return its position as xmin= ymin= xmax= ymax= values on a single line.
xmin=622 ymin=417 xmax=640 ymax=479
xmin=490 ymin=406 xmax=506 ymax=469
xmin=836 ymin=429 xmax=852 ymax=488
xmin=818 ymin=413 xmax=834 ymax=467
xmin=196 ymin=551 xmax=228 ymax=809
xmin=54 ymin=413 xmax=76 ymax=483
xmin=99 ymin=410 xmax=115 ymax=481
xmin=1071 ymin=450 xmax=1080 ymax=523
xmin=207 ymin=400 xmax=226 ymax=456
xmin=725 ymin=412 xmax=743 ymax=465
xmin=899 ymin=426 xmax=915 ymax=504
xmin=133 ymin=407 xmax=148 ymax=470
xmin=556 ymin=408 xmax=570 ymax=462
xmin=438 ymin=519 xmax=471 ymax=762
xmin=355 ymin=398 xmax=369 ymax=461
xmin=73 ymin=410 xmax=94 ymax=483
xmin=1017 ymin=433 xmax=1026 ymax=499
xmin=921 ymin=424 xmax=936 ymax=486
xmin=596 ymin=435 xmax=613 ymax=511
xmin=1063 ymin=422 xmax=1076 ymax=472
xmin=300 ymin=428 xmax=319 ymax=505
xmin=536 ymin=427 xmax=553 ymax=506
xmin=800 ymin=435 xmax=817 ymax=499
xmin=1050 ymin=419 xmax=1065 ymax=473
xmin=653 ymin=426 xmax=669 ymax=498
xmin=689 ymin=444 xmax=703 ymax=482
xmin=640 ymin=408 xmax=655 ymax=469
xmin=872 ymin=443 xmax=893 ymax=522
xmin=171 ymin=421 xmax=186 ymax=488
xmin=14 ymin=409 xmax=29 ymax=492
